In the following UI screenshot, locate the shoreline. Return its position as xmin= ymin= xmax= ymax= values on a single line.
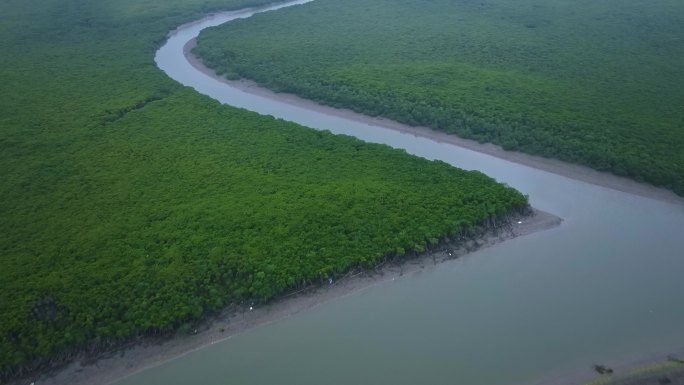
xmin=28 ymin=210 xmax=562 ymax=385
xmin=535 ymin=347 xmax=684 ymax=385
xmin=184 ymin=38 xmax=683 ymax=206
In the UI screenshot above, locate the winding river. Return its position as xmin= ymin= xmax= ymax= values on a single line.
xmin=115 ymin=2 xmax=684 ymax=384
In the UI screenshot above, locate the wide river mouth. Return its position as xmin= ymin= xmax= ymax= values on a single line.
xmin=115 ymin=1 xmax=684 ymax=384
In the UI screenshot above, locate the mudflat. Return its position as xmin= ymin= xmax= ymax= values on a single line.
xmin=32 ymin=210 xmax=560 ymax=385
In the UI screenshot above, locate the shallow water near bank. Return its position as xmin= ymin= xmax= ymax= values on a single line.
xmin=108 ymin=2 xmax=684 ymax=384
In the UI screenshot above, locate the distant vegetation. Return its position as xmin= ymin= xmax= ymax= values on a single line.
xmin=195 ymin=0 xmax=684 ymax=195
xmin=0 ymin=0 xmax=529 ymax=380
xmin=584 ymin=356 xmax=684 ymax=385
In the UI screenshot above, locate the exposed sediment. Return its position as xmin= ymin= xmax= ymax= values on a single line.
xmin=22 ymin=209 xmax=561 ymax=385
xmin=184 ymin=37 xmax=683 ymax=207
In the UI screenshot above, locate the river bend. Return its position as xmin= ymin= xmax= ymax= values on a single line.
xmin=118 ymin=2 xmax=684 ymax=384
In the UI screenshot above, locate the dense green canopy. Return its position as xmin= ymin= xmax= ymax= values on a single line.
xmin=0 ymin=0 xmax=528 ymax=380
xmin=195 ymin=0 xmax=684 ymax=195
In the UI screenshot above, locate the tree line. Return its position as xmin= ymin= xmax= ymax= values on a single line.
xmin=194 ymin=0 xmax=684 ymax=195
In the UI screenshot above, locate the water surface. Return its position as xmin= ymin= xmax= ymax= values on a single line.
xmin=125 ymin=3 xmax=684 ymax=384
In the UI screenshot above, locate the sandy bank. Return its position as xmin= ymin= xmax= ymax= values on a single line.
xmin=25 ymin=210 xmax=560 ymax=385
xmin=183 ymin=39 xmax=683 ymax=206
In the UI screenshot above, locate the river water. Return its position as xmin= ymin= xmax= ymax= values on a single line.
xmin=118 ymin=2 xmax=684 ymax=384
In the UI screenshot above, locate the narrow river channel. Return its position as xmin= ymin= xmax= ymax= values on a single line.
xmin=114 ymin=2 xmax=684 ymax=384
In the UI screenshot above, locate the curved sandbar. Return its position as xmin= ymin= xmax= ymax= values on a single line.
xmin=183 ymin=46 xmax=682 ymax=207
xmin=157 ymin=0 xmax=684 ymax=207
